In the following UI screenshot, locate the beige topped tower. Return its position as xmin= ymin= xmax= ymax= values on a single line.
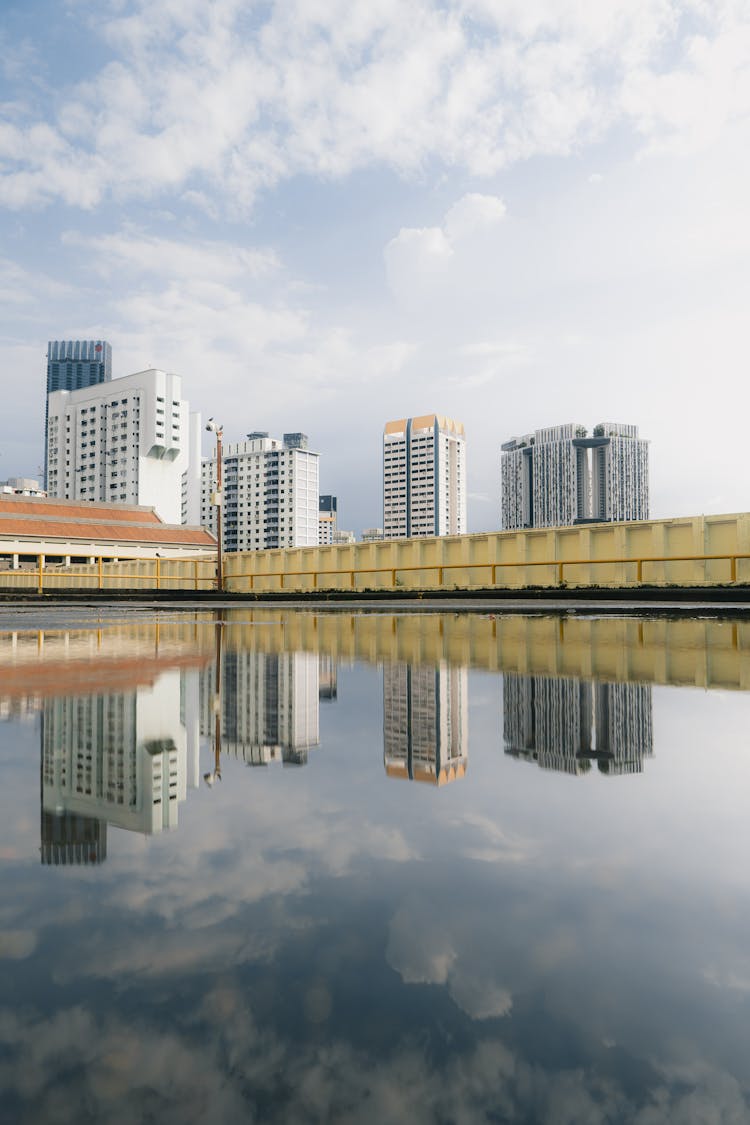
xmin=383 ymin=414 xmax=466 ymax=539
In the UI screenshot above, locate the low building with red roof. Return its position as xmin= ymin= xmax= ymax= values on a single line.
xmin=0 ymin=493 xmax=215 ymax=568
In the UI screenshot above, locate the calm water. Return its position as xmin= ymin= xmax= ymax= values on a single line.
xmin=1 ymin=606 xmax=750 ymax=1123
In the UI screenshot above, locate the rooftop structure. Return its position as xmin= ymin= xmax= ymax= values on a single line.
xmin=1 ymin=477 xmax=45 ymax=497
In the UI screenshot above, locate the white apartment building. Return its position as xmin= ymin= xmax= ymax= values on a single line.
xmin=383 ymin=414 xmax=466 ymax=540
xmin=501 ymin=422 xmax=649 ymax=530
xmin=201 ymin=431 xmax=319 ymax=552
xmin=46 ymin=368 xmax=199 ymax=525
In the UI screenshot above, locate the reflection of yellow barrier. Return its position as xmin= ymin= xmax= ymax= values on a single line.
xmin=2 ymin=610 xmax=749 ymax=692
xmin=208 ymin=611 xmax=750 ymax=692
xmin=1 ymin=512 xmax=750 ymax=593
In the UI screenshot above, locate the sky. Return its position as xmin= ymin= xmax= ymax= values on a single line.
xmin=1 ymin=0 xmax=749 ymax=533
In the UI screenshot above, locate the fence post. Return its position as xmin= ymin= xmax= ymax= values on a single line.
xmin=155 ymin=557 xmax=161 ymax=591
xmin=98 ymin=557 xmax=103 ymax=590
xmin=37 ymin=555 xmax=43 ymax=594
xmin=731 ymin=556 xmax=737 ymax=583
xmin=557 ymin=561 xmax=564 ymax=585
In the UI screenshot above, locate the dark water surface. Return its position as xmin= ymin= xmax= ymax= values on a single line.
xmin=1 ymin=607 xmax=750 ymax=1123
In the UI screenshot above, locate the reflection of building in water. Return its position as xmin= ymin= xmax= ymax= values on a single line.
xmin=319 ymin=655 xmax=337 ymax=702
xmin=384 ymin=662 xmax=468 ymax=785
xmin=201 ymin=651 xmax=320 ymax=767
xmin=503 ymin=673 xmax=653 ymax=776
xmin=40 ymin=810 xmax=107 ymax=866
xmin=41 ymin=670 xmax=199 ymax=848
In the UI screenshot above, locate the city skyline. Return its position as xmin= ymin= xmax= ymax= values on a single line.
xmin=1 ymin=3 xmax=748 ymax=531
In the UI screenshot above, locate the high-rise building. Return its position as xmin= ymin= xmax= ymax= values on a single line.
xmin=46 ymin=368 xmax=199 ymax=524
xmin=383 ymin=661 xmax=468 ymax=785
xmin=319 ymin=494 xmax=337 ymax=545
xmin=383 ymin=414 xmax=466 ymax=539
xmin=45 ymin=340 xmax=112 ymax=486
xmin=200 ymin=431 xmax=319 ymax=552
xmin=503 ymin=672 xmax=653 ymax=776
xmin=501 ymin=422 xmax=649 ymax=530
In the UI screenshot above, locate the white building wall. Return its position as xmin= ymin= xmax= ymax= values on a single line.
xmin=383 ymin=415 xmax=466 ymax=540
xmin=46 ymin=368 xmax=194 ymax=524
xmin=181 ymin=411 xmax=203 ymax=525
xmin=200 ymin=433 xmax=320 ymax=552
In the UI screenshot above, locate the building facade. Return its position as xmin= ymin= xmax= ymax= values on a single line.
xmin=201 ymin=431 xmax=319 ymax=553
xmin=46 ymin=368 xmax=198 ymax=524
xmin=383 ymin=414 xmax=466 ymax=539
xmin=45 ymin=340 xmax=112 ymax=486
xmin=501 ymin=422 xmax=649 ymax=530
xmin=319 ymin=494 xmax=337 ymax=545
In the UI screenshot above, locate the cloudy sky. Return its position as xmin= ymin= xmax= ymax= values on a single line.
xmin=1 ymin=0 xmax=749 ymax=531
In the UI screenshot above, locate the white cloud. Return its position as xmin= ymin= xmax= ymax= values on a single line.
xmin=1 ymin=2 xmax=747 ymax=213
xmin=61 ymin=229 xmax=280 ymax=282
xmin=384 ymin=192 xmax=506 ymax=299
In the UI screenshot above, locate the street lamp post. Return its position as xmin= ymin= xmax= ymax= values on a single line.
xmin=206 ymin=418 xmax=224 ymax=593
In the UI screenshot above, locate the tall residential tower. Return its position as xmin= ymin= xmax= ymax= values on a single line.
xmin=200 ymin=431 xmax=319 ymax=552
xmin=501 ymin=422 xmax=649 ymax=530
xmin=45 ymin=340 xmax=112 ymax=485
xmin=383 ymin=414 xmax=466 ymax=539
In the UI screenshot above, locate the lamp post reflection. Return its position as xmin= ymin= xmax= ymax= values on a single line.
xmin=203 ymin=613 xmax=224 ymax=786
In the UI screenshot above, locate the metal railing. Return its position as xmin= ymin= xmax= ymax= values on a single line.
xmin=228 ymin=552 xmax=750 ymax=590
xmin=1 ymin=550 xmax=747 ymax=593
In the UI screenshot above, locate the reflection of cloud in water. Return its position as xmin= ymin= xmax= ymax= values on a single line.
xmin=1 ymin=1001 xmax=748 ymax=1124
xmin=0 ymin=929 xmax=36 ymax=959
xmin=387 ymin=901 xmax=512 ymax=1021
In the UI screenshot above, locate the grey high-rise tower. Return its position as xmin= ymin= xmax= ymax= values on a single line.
xmin=501 ymin=422 xmax=649 ymax=530
xmin=44 ymin=340 xmax=112 ymax=485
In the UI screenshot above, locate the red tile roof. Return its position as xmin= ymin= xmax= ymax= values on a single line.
xmin=0 ymin=494 xmax=215 ymax=548
xmin=0 ymin=496 xmax=162 ymax=523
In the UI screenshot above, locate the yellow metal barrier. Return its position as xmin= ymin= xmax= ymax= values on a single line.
xmin=0 ymin=550 xmax=748 ymax=593
xmin=1 ymin=511 xmax=750 ymax=593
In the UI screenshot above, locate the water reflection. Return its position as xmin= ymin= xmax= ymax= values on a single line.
xmin=2 ymin=609 xmax=750 ymax=1122
xmin=200 ymin=649 xmax=322 ymax=769
xmin=41 ymin=670 xmax=200 ymax=861
xmin=384 ymin=662 xmax=468 ymax=785
xmin=503 ymin=674 xmax=653 ymax=776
